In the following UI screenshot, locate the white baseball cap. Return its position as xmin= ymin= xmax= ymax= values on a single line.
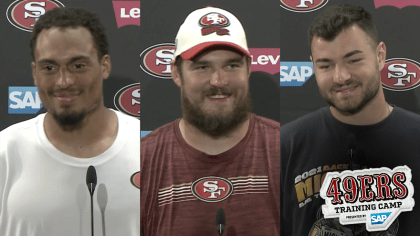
xmin=174 ymin=6 xmax=250 ymax=60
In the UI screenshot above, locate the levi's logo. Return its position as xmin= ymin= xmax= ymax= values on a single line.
xmin=249 ymin=48 xmax=280 ymax=75
xmin=112 ymin=1 xmax=140 ymax=28
xmin=191 ymin=177 xmax=233 ymax=202
xmin=374 ymin=0 xmax=420 ymax=9
xmin=199 ymin=12 xmax=230 ymax=36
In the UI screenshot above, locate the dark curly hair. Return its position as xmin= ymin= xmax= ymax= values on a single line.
xmin=308 ymin=5 xmax=379 ymax=55
xmin=30 ymin=7 xmax=109 ymax=61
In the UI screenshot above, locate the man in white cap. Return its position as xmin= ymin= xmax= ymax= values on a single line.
xmin=140 ymin=6 xmax=279 ymax=236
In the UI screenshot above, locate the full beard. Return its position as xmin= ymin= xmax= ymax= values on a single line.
xmin=321 ymin=69 xmax=381 ymax=115
xmin=181 ymin=87 xmax=252 ymax=138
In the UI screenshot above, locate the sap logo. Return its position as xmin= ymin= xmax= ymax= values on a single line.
xmin=9 ymin=87 xmax=43 ymax=114
xmin=280 ymin=62 xmax=314 ymax=86
xmin=371 ymin=212 xmax=392 ymax=225
xmin=113 ymin=1 xmax=140 ymax=28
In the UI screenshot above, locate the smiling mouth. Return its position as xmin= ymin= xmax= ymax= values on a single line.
xmin=209 ymin=94 xmax=229 ymax=99
xmin=336 ymin=86 xmax=357 ymax=93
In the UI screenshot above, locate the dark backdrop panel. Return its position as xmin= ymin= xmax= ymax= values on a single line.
xmin=1 ymin=0 xmax=140 ymax=131
xmin=140 ymin=0 xmax=280 ymax=133
xmin=280 ymin=0 xmax=420 ymax=125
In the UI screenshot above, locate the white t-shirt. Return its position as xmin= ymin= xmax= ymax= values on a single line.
xmin=0 ymin=110 xmax=140 ymax=236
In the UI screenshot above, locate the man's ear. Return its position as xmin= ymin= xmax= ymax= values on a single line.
xmin=31 ymin=61 xmax=38 ymax=86
xmin=376 ymin=42 xmax=386 ymax=71
xmin=171 ymin=61 xmax=182 ymax=88
xmin=101 ymin=54 xmax=112 ymax=80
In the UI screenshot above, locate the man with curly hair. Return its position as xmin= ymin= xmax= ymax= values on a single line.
xmin=0 ymin=7 xmax=139 ymax=236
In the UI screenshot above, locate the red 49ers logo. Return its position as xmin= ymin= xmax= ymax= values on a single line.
xmin=381 ymin=58 xmax=420 ymax=91
xmin=131 ymin=171 xmax=140 ymax=189
xmin=191 ymin=177 xmax=233 ymax=202
xmin=199 ymin=12 xmax=230 ymax=36
xmin=280 ymin=0 xmax=328 ymax=13
xmin=139 ymin=43 xmax=175 ymax=79
xmin=6 ymin=0 xmax=64 ymax=32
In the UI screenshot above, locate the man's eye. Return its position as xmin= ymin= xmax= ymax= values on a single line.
xmin=319 ymin=65 xmax=330 ymax=70
xmin=196 ymin=66 xmax=207 ymax=70
xmin=75 ymin=64 xmax=85 ymax=69
xmin=228 ymin=64 xmax=239 ymax=68
xmin=350 ymin=59 xmax=362 ymax=64
xmin=43 ymin=66 xmax=53 ymax=71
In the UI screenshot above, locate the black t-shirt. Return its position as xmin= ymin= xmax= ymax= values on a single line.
xmin=281 ymin=106 xmax=420 ymax=236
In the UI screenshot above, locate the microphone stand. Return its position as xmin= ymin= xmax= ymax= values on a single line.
xmin=87 ymin=166 xmax=97 ymax=236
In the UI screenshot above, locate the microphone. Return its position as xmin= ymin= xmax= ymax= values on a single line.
xmin=86 ymin=165 xmax=97 ymax=236
xmin=215 ymin=208 xmax=226 ymax=236
xmin=347 ymin=134 xmax=356 ymax=171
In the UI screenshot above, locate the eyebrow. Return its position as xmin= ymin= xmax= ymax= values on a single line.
xmin=315 ymin=50 xmax=363 ymax=63
xmin=36 ymin=56 xmax=90 ymax=65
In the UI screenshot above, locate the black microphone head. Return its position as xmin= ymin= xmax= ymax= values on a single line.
xmin=86 ymin=165 xmax=97 ymax=196
xmin=216 ymin=208 xmax=226 ymax=235
xmin=216 ymin=208 xmax=226 ymax=225
xmin=348 ymin=133 xmax=356 ymax=150
xmin=86 ymin=165 xmax=97 ymax=185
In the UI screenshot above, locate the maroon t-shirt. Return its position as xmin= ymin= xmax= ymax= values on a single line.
xmin=140 ymin=114 xmax=280 ymax=236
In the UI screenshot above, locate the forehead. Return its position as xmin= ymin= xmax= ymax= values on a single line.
xmin=34 ymin=26 xmax=97 ymax=61
xmin=311 ymin=25 xmax=373 ymax=60
xmin=191 ymin=48 xmax=245 ymax=63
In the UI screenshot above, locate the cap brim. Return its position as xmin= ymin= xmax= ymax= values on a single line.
xmin=180 ymin=42 xmax=251 ymax=60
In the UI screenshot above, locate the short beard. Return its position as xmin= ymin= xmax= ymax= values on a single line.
xmin=322 ymin=66 xmax=381 ymax=115
xmin=181 ymin=88 xmax=252 ymax=138
xmin=50 ymin=99 xmax=101 ymax=132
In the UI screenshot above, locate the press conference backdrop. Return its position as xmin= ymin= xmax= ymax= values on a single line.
xmin=1 ymin=0 xmax=140 ymax=132
xmin=140 ymin=0 xmax=280 ymax=136
xmin=280 ymin=0 xmax=420 ymax=125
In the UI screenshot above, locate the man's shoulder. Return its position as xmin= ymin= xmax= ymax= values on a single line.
xmin=0 ymin=114 xmax=42 ymax=135
xmin=281 ymin=108 xmax=325 ymax=136
xmin=114 ymin=110 xmax=140 ymax=127
xmin=141 ymin=120 xmax=178 ymax=144
xmin=394 ymin=106 xmax=420 ymax=123
xmin=254 ymin=115 xmax=280 ymax=131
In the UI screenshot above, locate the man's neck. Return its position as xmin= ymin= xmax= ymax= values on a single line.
xmin=179 ymin=115 xmax=250 ymax=155
xmin=44 ymin=106 xmax=118 ymax=158
xmin=330 ymin=90 xmax=392 ymax=125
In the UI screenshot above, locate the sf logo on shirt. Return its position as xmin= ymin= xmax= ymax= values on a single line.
xmin=192 ymin=177 xmax=233 ymax=202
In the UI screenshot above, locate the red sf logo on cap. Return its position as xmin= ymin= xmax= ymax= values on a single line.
xmin=6 ymin=0 xmax=64 ymax=32
xmin=191 ymin=177 xmax=233 ymax=202
xmin=199 ymin=12 xmax=230 ymax=36
xmin=381 ymin=58 xmax=420 ymax=91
